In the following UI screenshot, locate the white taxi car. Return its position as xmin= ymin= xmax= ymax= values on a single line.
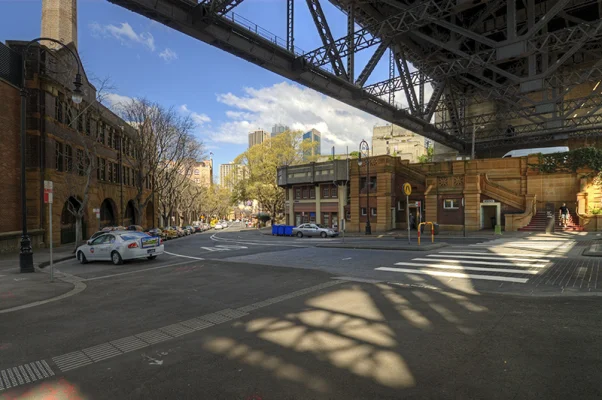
xmin=76 ymin=231 xmax=164 ymax=265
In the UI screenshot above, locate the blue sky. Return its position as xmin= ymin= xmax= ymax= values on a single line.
xmin=0 ymin=0 xmax=406 ymax=178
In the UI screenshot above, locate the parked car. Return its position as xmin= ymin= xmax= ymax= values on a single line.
xmin=193 ymin=225 xmax=202 ymax=232
xmin=184 ymin=225 xmax=195 ymax=234
xmin=145 ymin=228 xmax=165 ymax=240
xmin=172 ymin=226 xmax=185 ymax=237
xmin=292 ymin=223 xmax=338 ymax=238
xmin=214 ymin=223 xmax=223 ymax=230
xmin=161 ymin=227 xmax=178 ymax=239
xmin=127 ymin=225 xmax=145 ymax=232
xmin=76 ymin=231 xmax=164 ymax=265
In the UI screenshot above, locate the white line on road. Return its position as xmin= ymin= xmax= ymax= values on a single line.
xmin=413 ymin=258 xmax=547 ymax=268
xmin=81 ymin=261 xmax=195 ymax=282
xmin=439 ymin=251 xmax=560 ymax=258
xmin=427 ymin=254 xmax=550 ymax=262
xmin=164 ymin=252 xmax=205 ymax=260
xmin=342 ymin=257 xmax=352 ymax=260
xmin=393 ymin=262 xmax=540 ymax=275
xmin=376 ymin=267 xmax=530 ymax=283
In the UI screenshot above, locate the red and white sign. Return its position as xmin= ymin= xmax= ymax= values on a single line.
xmin=44 ymin=180 xmax=53 ymax=204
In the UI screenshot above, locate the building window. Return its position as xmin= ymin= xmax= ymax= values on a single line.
xmin=77 ymin=112 xmax=83 ymax=133
xmin=98 ymin=158 xmax=106 ymax=181
xmin=295 ymin=188 xmax=301 ymax=199
xmin=55 ymin=99 xmax=63 ymax=123
xmin=108 ymin=129 xmax=114 ymax=149
xmin=303 ymin=187 xmax=309 ymax=199
xmin=65 ymin=145 xmax=73 ymax=172
xmin=310 ymin=187 xmax=315 ymax=199
xmin=322 ymin=186 xmax=329 ymax=198
xmin=85 ymin=113 xmax=91 ymax=135
xmin=76 ymin=149 xmax=85 ymax=176
xmin=331 ymin=185 xmax=338 ymax=198
xmin=360 ymin=177 xmax=367 ymax=192
xmin=97 ymin=121 xmax=105 ymax=144
xmin=65 ymin=105 xmax=73 ymax=127
xmin=108 ymin=162 xmax=114 ymax=182
xmin=55 ymin=141 xmax=63 ymax=171
xmin=371 ymin=207 xmax=377 ymax=216
xmin=361 ymin=207 xmax=367 ymax=216
xmin=369 ymin=177 xmax=377 ymax=191
xmin=444 ymin=199 xmax=460 ymax=209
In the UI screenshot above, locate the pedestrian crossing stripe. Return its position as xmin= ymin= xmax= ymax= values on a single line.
xmin=394 ymin=262 xmax=539 ymax=275
xmin=376 ymin=267 xmax=530 ymax=283
xmin=440 ymin=251 xmax=562 ymax=258
xmin=426 ymin=254 xmax=550 ymax=263
xmin=412 ymin=258 xmax=547 ymax=268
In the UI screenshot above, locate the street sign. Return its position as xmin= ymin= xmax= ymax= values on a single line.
xmin=402 ymin=182 xmax=412 ymax=196
xmin=43 ymin=180 xmax=53 ymax=204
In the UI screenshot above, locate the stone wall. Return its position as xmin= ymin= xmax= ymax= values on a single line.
xmin=0 ymin=79 xmax=21 ymax=233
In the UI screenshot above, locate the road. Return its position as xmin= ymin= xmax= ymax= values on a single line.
xmin=1 ymin=224 xmax=601 ymax=399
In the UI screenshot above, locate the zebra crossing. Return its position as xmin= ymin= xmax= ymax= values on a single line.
xmin=467 ymin=237 xmax=574 ymax=254
xmin=376 ymin=250 xmax=555 ymax=284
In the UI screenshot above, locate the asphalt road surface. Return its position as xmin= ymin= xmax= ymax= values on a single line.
xmin=1 ymin=225 xmax=601 ymax=399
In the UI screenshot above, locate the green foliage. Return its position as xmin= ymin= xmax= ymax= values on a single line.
xmin=349 ymin=151 xmax=360 ymax=158
xmin=531 ymin=147 xmax=602 ymax=175
xmin=417 ymin=147 xmax=434 ymax=163
xmin=590 ymin=207 xmax=602 ymax=215
xmin=257 ymin=213 xmax=271 ymax=222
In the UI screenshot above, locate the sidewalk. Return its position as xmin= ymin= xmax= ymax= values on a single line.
xmin=0 ymin=245 xmax=78 ymax=313
xmin=316 ymin=241 xmax=448 ymax=251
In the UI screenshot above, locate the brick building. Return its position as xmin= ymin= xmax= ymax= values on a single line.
xmin=0 ymin=41 xmax=155 ymax=251
xmin=277 ymin=160 xmax=349 ymax=229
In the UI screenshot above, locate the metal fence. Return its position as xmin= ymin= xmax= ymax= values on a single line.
xmin=0 ymin=42 xmax=22 ymax=87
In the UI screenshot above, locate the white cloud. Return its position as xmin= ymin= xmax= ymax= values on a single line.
xmin=159 ymin=48 xmax=178 ymax=62
xmin=210 ymin=82 xmax=384 ymax=149
xmin=180 ymin=104 xmax=211 ymax=126
xmin=90 ymin=22 xmax=155 ymax=52
xmin=103 ymin=92 xmax=134 ymax=109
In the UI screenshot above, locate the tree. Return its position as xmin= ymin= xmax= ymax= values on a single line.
xmin=199 ymin=185 xmax=231 ymax=220
xmin=115 ymin=99 xmax=204 ymax=227
xmin=417 ymin=146 xmax=434 ymax=163
xmin=233 ymin=130 xmax=312 ymax=218
xmin=349 ymin=151 xmax=360 ymax=158
xmin=60 ymin=76 xmax=113 ymax=251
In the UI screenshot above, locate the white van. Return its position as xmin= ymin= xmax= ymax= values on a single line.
xmin=502 ymin=146 xmax=568 ymax=158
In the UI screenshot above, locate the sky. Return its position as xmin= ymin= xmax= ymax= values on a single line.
xmin=0 ymin=0 xmax=422 ymax=180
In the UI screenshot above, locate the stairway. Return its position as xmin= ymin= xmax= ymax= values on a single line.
xmin=555 ymin=215 xmax=585 ymax=232
xmin=480 ymin=175 xmax=525 ymax=211
xmin=518 ymin=211 xmax=550 ymax=232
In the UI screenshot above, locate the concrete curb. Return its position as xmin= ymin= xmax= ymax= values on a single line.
xmin=0 ymin=266 xmax=87 ymax=314
xmin=37 ymin=254 xmax=74 ymax=269
xmin=582 ymin=244 xmax=602 ymax=257
xmin=315 ymin=242 xmax=449 ymax=251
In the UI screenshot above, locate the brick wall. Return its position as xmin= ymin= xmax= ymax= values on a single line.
xmin=0 ymin=80 xmax=21 ymax=232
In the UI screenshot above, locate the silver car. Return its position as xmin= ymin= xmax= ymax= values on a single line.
xmin=292 ymin=223 xmax=338 ymax=238
xmin=76 ymin=231 xmax=165 ymax=265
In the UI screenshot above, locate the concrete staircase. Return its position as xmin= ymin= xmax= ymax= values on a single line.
xmin=555 ymin=215 xmax=585 ymax=232
xmin=518 ymin=211 xmax=550 ymax=232
xmin=480 ymin=175 xmax=525 ymax=211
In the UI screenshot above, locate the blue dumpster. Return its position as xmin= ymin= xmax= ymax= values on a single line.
xmin=284 ymin=226 xmax=293 ymax=236
xmin=271 ymin=225 xmax=279 ymax=235
xmin=277 ymin=225 xmax=285 ymax=236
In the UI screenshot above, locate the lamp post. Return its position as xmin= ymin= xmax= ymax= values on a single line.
xmin=19 ymin=38 xmax=83 ymax=273
xmin=357 ymin=140 xmax=371 ymax=235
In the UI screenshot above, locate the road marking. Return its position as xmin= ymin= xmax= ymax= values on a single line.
xmin=427 ymin=254 xmax=550 ymax=262
xmin=439 ymin=251 xmax=558 ymax=258
xmin=0 ymin=361 xmax=54 ymax=391
xmin=413 ymin=258 xmax=547 ymax=268
xmin=164 ymin=252 xmax=205 ymax=260
xmin=342 ymin=257 xmax=352 ymax=260
xmin=394 ymin=262 xmax=539 ymax=275
xmin=81 ymin=260 xmax=194 ymax=282
xmin=376 ymin=267 xmax=530 ymax=283
xmin=200 ymin=244 xmax=248 ymax=252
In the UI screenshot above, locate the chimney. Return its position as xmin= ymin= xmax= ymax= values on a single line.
xmin=41 ymin=0 xmax=78 ymax=49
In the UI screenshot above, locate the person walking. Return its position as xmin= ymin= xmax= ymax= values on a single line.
xmin=559 ymin=203 xmax=570 ymax=227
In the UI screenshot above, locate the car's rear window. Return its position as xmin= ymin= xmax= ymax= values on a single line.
xmin=119 ymin=232 xmax=146 ymax=240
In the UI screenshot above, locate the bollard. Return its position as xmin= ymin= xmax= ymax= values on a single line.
xmin=417 ymin=229 xmax=421 ymax=246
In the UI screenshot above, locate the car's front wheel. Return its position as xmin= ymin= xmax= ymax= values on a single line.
xmin=77 ymin=251 xmax=88 ymax=264
xmin=320 ymin=232 xmax=327 ymax=238
xmin=296 ymin=232 xmax=303 ymax=238
xmin=111 ymin=251 xmax=123 ymax=265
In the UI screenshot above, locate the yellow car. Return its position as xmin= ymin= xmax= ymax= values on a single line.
xmin=160 ymin=227 xmax=178 ymax=239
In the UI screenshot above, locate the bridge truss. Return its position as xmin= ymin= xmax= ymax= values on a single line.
xmin=108 ymin=0 xmax=602 ymax=153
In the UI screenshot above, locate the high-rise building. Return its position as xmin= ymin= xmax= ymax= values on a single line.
xmin=41 ymin=0 xmax=78 ymax=50
xmin=220 ymin=163 xmax=247 ymax=190
xmin=271 ymin=123 xmax=289 ymax=137
xmin=302 ymin=128 xmax=322 ymax=161
xmin=371 ymin=124 xmax=426 ymax=163
xmin=248 ymin=129 xmax=270 ymax=148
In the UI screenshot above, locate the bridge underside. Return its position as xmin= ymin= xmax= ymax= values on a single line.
xmin=109 ymin=0 xmax=602 ymax=154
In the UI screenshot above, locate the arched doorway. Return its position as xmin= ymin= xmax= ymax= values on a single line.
xmin=100 ymin=198 xmax=116 ymax=228
xmin=60 ymin=197 xmax=86 ymax=244
xmin=146 ymin=201 xmax=154 ymax=228
xmin=124 ymin=200 xmax=137 ymax=226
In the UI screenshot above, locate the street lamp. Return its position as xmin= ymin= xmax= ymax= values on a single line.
xmin=357 ymin=139 xmax=371 ymax=235
xmin=19 ymin=38 xmax=83 ymax=273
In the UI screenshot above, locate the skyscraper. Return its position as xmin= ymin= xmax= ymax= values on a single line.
xmin=248 ymin=129 xmax=270 ymax=148
xmin=271 ymin=123 xmax=289 ymax=137
xmin=220 ymin=163 xmax=247 ymax=190
xmin=302 ymin=128 xmax=322 ymax=161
